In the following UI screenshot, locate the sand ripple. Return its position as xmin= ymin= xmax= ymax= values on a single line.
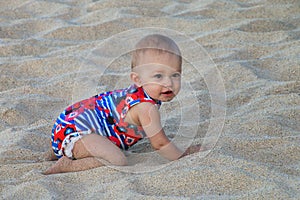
xmin=0 ymin=0 xmax=299 ymax=199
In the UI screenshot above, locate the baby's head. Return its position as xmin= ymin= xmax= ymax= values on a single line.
xmin=131 ymin=34 xmax=182 ymax=69
xmin=130 ymin=34 xmax=182 ymax=102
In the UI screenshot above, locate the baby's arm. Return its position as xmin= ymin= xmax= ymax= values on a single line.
xmin=148 ymin=130 xmax=184 ymax=160
xmin=134 ymin=102 xmax=184 ymax=160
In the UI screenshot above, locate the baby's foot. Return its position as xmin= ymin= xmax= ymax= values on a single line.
xmin=43 ymin=156 xmax=72 ymax=175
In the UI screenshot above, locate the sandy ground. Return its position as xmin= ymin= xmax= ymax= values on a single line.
xmin=0 ymin=0 xmax=299 ymax=199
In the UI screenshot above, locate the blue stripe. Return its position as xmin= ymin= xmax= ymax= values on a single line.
xmin=57 ymin=114 xmax=72 ymax=126
xmin=99 ymin=94 xmax=125 ymax=149
xmin=74 ymin=114 xmax=90 ymax=131
xmin=107 ymin=95 xmax=120 ymax=122
xmin=97 ymin=97 xmax=112 ymax=137
xmin=129 ymin=99 xmax=140 ymax=107
xmin=85 ymin=110 xmax=96 ymax=130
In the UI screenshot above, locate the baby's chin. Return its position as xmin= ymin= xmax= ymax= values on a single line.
xmin=161 ymin=99 xmax=173 ymax=102
xmin=159 ymin=96 xmax=176 ymax=102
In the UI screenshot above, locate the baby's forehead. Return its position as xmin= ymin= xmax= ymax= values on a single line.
xmin=138 ymin=48 xmax=180 ymax=59
xmin=136 ymin=51 xmax=182 ymax=70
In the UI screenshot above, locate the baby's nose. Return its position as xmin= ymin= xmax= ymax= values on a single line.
xmin=163 ymin=77 xmax=172 ymax=88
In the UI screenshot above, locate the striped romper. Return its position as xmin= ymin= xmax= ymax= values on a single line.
xmin=51 ymin=84 xmax=161 ymax=158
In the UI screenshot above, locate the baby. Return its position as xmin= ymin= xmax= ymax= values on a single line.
xmin=44 ymin=34 xmax=201 ymax=174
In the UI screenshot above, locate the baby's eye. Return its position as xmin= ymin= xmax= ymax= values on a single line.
xmin=172 ymin=73 xmax=181 ymax=78
xmin=154 ymin=74 xmax=163 ymax=79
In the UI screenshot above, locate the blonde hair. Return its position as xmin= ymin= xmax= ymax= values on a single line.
xmin=131 ymin=34 xmax=182 ymax=69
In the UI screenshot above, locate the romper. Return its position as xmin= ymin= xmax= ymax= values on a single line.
xmin=51 ymin=84 xmax=161 ymax=158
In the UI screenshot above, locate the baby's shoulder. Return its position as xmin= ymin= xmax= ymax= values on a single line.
xmin=130 ymin=102 xmax=160 ymax=121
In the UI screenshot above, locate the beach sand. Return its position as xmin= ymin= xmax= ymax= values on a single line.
xmin=0 ymin=0 xmax=299 ymax=199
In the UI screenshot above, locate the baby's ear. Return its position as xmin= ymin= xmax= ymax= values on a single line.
xmin=130 ymin=72 xmax=142 ymax=87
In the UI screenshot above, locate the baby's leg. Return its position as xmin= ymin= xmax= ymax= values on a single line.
xmin=73 ymin=134 xmax=127 ymax=166
xmin=43 ymin=156 xmax=104 ymax=174
xmin=44 ymin=134 xmax=127 ymax=174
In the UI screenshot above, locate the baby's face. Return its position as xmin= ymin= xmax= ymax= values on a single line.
xmin=132 ymin=51 xmax=182 ymax=102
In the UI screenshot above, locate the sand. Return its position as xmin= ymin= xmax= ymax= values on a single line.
xmin=0 ymin=0 xmax=299 ymax=199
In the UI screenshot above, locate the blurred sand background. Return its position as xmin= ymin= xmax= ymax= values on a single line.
xmin=0 ymin=0 xmax=299 ymax=199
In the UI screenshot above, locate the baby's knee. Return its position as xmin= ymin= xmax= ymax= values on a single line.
xmin=111 ymin=154 xmax=127 ymax=166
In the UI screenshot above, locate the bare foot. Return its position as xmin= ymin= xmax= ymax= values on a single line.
xmin=43 ymin=156 xmax=72 ymax=175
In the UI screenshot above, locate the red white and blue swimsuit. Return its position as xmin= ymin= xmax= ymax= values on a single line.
xmin=51 ymin=84 xmax=161 ymax=158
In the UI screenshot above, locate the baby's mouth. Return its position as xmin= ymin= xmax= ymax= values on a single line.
xmin=161 ymin=90 xmax=173 ymax=95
